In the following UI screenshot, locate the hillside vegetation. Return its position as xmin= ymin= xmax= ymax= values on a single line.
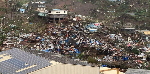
xmin=1 ymin=0 xmax=150 ymax=29
xmin=45 ymin=0 xmax=150 ymax=28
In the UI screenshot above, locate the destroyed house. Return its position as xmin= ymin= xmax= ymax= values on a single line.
xmin=28 ymin=1 xmax=46 ymax=12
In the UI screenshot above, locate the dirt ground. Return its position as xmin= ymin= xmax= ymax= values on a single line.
xmin=47 ymin=0 xmax=98 ymax=16
xmin=0 ymin=0 xmax=5 ymax=16
xmin=0 ymin=0 xmax=5 ymax=8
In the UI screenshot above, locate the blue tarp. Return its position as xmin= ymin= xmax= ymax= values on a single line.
xmin=38 ymin=12 xmax=47 ymax=17
xmin=31 ymin=48 xmax=35 ymax=50
xmin=97 ymin=48 xmax=99 ymax=51
xmin=86 ymin=24 xmax=97 ymax=28
xmin=41 ymin=38 xmax=44 ymax=41
xmin=74 ymin=48 xmax=80 ymax=53
xmin=53 ymin=9 xmax=60 ymax=10
xmin=123 ymin=56 xmax=128 ymax=61
xmin=114 ymin=56 xmax=117 ymax=61
xmin=58 ymin=49 xmax=60 ymax=52
xmin=110 ymin=34 xmax=115 ymax=38
xmin=99 ymin=43 xmax=102 ymax=45
xmin=65 ymin=39 xmax=69 ymax=43
xmin=60 ymin=41 xmax=62 ymax=44
xmin=113 ymin=56 xmax=117 ymax=61
xmin=96 ymin=41 xmax=99 ymax=44
xmin=89 ymin=29 xmax=97 ymax=32
xmin=73 ymin=35 xmax=75 ymax=38
xmin=45 ymin=50 xmax=50 ymax=52
xmin=36 ymin=36 xmax=40 ymax=39
xmin=102 ymin=65 xmax=107 ymax=67
xmin=76 ymin=43 xmax=79 ymax=45
xmin=135 ymin=40 xmax=137 ymax=43
xmin=86 ymin=23 xmax=100 ymax=30
xmin=20 ymin=8 xmax=25 ymax=13
xmin=21 ymin=39 xmax=24 ymax=41
xmin=82 ymin=42 xmax=85 ymax=44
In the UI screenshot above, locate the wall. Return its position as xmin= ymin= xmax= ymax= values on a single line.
xmin=49 ymin=10 xmax=68 ymax=15
xmin=29 ymin=63 xmax=99 ymax=74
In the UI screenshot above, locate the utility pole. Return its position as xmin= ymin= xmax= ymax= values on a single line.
xmin=3 ymin=17 xmax=5 ymax=25
xmin=9 ymin=0 xmax=13 ymax=20
xmin=5 ymin=0 xmax=8 ymax=14
xmin=53 ymin=14 xmax=56 ymax=24
xmin=0 ymin=18 xmax=3 ymax=28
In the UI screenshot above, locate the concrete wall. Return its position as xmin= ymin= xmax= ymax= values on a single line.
xmin=32 ymin=1 xmax=45 ymax=4
xmin=109 ymin=0 xmax=117 ymax=1
xmin=49 ymin=10 xmax=68 ymax=15
xmin=29 ymin=63 xmax=99 ymax=74
xmin=49 ymin=15 xmax=67 ymax=18
xmin=37 ymin=8 xmax=45 ymax=11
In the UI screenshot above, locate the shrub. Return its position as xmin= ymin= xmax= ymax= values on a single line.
xmin=146 ymin=55 xmax=150 ymax=61
xmin=132 ymin=48 xmax=139 ymax=55
xmin=120 ymin=63 xmax=128 ymax=69
xmin=77 ymin=53 xmax=84 ymax=59
xmin=16 ymin=2 xmax=23 ymax=8
xmin=87 ymin=56 xmax=98 ymax=64
xmin=147 ymin=64 xmax=150 ymax=70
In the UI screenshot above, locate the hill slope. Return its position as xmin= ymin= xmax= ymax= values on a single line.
xmin=0 ymin=0 xmax=6 ymax=17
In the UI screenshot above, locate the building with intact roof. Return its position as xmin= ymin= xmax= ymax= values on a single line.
xmin=0 ymin=48 xmax=99 ymax=74
xmin=109 ymin=0 xmax=125 ymax=3
xmin=48 ymin=9 xmax=68 ymax=18
xmin=48 ymin=9 xmax=68 ymax=23
xmin=0 ymin=48 xmax=51 ymax=74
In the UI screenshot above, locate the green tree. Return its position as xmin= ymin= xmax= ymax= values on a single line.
xmin=0 ymin=33 xmax=6 ymax=47
xmin=87 ymin=56 xmax=98 ymax=64
xmin=16 ymin=2 xmax=23 ymax=8
xmin=120 ymin=63 xmax=128 ymax=69
xmin=77 ymin=53 xmax=84 ymax=59
xmin=147 ymin=2 xmax=150 ymax=17
xmin=132 ymin=48 xmax=139 ymax=55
